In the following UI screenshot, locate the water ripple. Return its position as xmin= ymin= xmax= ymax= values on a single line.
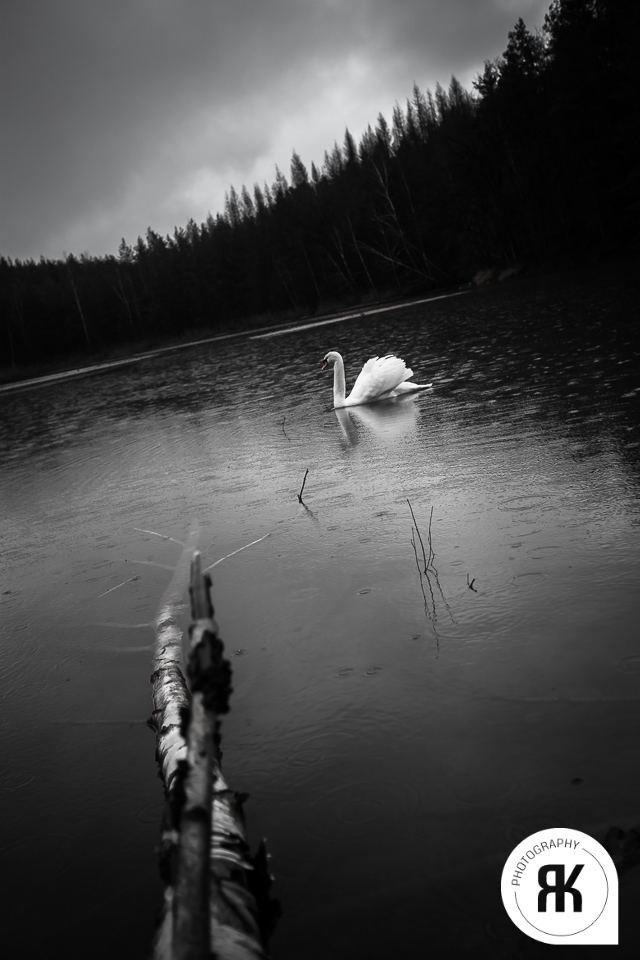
xmin=498 ymin=494 xmax=551 ymax=512
xmin=304 ymin=778 xmax=421 ymax=840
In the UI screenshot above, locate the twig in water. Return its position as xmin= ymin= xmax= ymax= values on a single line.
xmin=93 ymin=621 xmax=153 ymax=629
xmin=407 ymin=499 xmax=428 ymax=573
xmin=467 ymin=574 xmax=477 ymax=593
xmin=116 ymin=558 xmax=175 ymax=571
xmin=298 ymin=468 xmax=309 ymax=503
xmin=407 ymin=501 xmax=456 ymax=644
xmin=204 ymin=534 xmax=271 ymax=572
xmin=134 ymin=527 xmax=184 ymax=545
xmin=410 ymin=530 xmax=440 ymax=653
xmin=282 ymin=416 xmax=290 ymax=440
xmin=427 ymin=506 xmax=435 ymax=568
xmin=98 ymin=575 xmax=140 ymax=598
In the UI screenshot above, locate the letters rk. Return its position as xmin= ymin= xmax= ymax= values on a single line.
xmin=538 ymin=865 xmax=584 ymax=912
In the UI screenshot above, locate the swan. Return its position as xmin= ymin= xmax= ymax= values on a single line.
xmin=322 ymin=350 xmax=431 ymax=409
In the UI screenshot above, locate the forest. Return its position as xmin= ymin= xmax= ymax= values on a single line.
xmin=1 ymin=0 xmax=638 ymax=375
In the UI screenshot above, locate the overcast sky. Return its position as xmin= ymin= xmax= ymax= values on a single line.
xmin=1 ymin=0 xmax=551 ymax=263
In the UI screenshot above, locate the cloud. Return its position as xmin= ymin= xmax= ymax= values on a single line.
xmin=0 ymin=0 xmax=551 ymax=261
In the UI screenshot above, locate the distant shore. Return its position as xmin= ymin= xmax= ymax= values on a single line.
xmin=2 ymin=252 xmax=636 ymax=396
xmin=0 ymin=286 xmax=469 ymax=394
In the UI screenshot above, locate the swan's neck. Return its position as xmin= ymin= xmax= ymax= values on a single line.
xmin=333 ymin=357 xmax=347 ymax=407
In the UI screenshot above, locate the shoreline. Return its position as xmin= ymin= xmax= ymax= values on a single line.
xmin=2 ymin=251 xmax=636 ymax=396
xmin=0 ymin=287 xmax=469 ymax=395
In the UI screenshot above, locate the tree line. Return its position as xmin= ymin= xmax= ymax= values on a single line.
xmin=1 ymin=0 xmax=638 ymax=373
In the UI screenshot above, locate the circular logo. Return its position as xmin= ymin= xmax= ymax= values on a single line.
xmin=501 ymin=828 xmax=618 ymax=945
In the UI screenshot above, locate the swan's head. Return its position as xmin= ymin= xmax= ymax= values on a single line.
xmin=322 ymin=350 xmax=341 ymax=370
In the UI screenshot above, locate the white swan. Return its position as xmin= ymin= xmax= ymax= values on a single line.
xmin=322 ymin=350 xmax=431 ymax=409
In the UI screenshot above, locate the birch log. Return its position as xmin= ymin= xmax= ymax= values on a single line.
xmin=149 ymin=546 xmax=277 ymax=960
xmin=149 ymin=527 xmax=197 ymax=959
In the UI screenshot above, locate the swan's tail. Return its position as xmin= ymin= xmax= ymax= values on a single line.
xmin=393 ymin=380 xmax=432 ymax=394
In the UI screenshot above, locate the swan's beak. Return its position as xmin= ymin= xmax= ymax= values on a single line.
xmin=322 ymin=360 xmax=328 ymax=370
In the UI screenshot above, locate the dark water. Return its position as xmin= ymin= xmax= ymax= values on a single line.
xmin=1 ymin=260 xmax=639 ymax=958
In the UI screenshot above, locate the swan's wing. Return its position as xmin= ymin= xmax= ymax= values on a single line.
xmin=348 ymin=355 xmax=413 ymax=403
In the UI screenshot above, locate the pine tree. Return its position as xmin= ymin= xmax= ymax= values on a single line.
xmin=310 ymin=161 xmax=321 ymax=187
xmin=343 ymin=128 xmax=358 ymax=167
xmin=224 ymin=186 xmax=241 ymax=227
xmin=253 ymin=183 xmax=267 ymax=215
xmin=411 ymin=83 xmax=432 ymax=142
xmin=358 ymin=124 xmax=376 ymax=161
xmin=240 ymin=185 xmax=255 ymax=220
xmin=374 ymin=113 xmax=392 ymax=156
xmin=118 ymin=238 xmax=135 ymax=264
xmin=290 ymin=150 xmax=309 ymax=188
xmin=272 ymin=165 xmax=289 ymax=200
xmin=391 ymin=103 xmax=405 ymax=151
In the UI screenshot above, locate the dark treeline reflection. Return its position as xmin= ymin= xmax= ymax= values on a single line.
xmin=1 ymin=0 xmax=638 ymax=371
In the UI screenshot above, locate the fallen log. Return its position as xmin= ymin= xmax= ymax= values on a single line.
xmin=149 ymin=550 xmax=278 ymax=959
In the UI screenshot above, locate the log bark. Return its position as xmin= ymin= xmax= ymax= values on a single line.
xmin=149 ymin=546 xmax=277 ymax=959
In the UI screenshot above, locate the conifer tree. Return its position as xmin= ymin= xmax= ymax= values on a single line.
xmin=290 ymin=150 xmax=309 ymax=188
xmin=343 ymin=128 xmax=358 ymax=167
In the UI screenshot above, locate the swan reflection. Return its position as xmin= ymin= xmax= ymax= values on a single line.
xmin=334 ymin=396 xmax=422 ymax=446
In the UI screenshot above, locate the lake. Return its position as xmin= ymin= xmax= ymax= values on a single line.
xmin=1 ymin=259 xmax=639 ymax=958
